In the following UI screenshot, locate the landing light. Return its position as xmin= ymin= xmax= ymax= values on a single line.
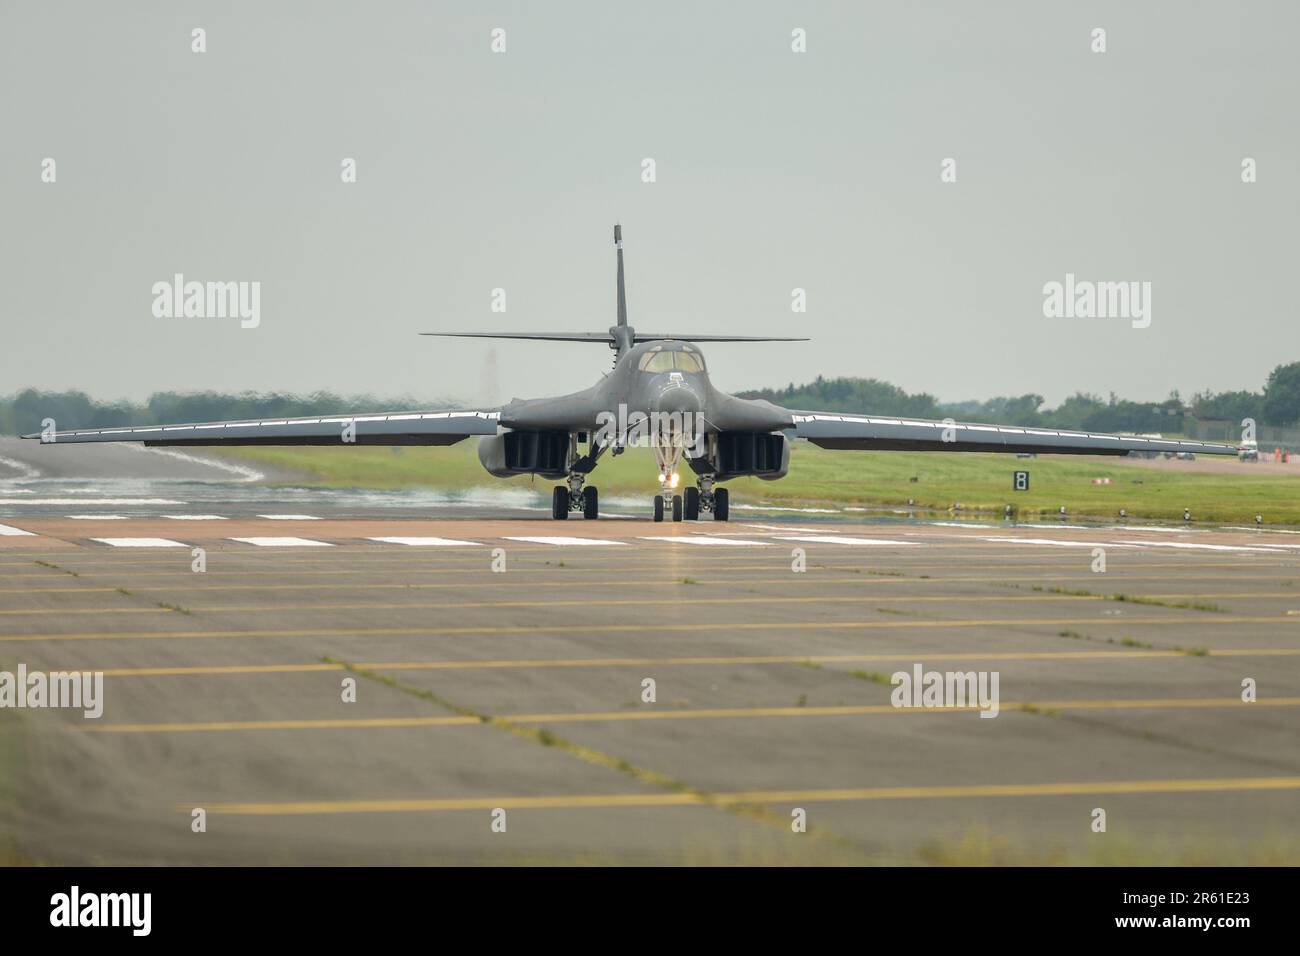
xmin=670 ymin=473 xmax=680 ymax=488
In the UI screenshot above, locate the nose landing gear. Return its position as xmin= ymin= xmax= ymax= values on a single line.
xmin=652 ymin=483 xmax=683 ymax=522
xmin=650 ymin=421 xmax=688 ymax=522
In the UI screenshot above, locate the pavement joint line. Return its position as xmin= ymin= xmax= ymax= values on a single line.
xmin=85 ymin=698 xmax=1300 ymax=733
xmin=2 ymin=616 xmax=1293 ymax=643
xmin=328 ymin=657 xmax=856 ymax=849
xmin=5 ymin=575 xmax=1299 ymax=595
xmin=0 ymin=594 xmax=1241 ymax=616
xmin=5 ymin=592 xmax=1297 ymax=617
xmin=78 ymin=647 xmax=1300 ymax=677
xmin=187 ymin=776 xmax=1300 ymax=816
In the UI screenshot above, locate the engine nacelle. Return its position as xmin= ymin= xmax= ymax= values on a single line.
xmin=688 ymin=431 xmax=789 ymax=482
xmin=478 ymin=429 xmax=569 ymax=479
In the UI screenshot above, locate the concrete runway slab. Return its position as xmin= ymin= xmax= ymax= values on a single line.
xmin=1 ymin=514 xmax=1298 ymax=864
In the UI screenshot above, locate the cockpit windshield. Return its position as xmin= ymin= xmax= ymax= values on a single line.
xmin=639 ymin=351 xmax=676 ymax=373
xmin=674 ymin=350 xmax=703 ymax=373
xmin=637 ymin=347 xmax=705 ymax=373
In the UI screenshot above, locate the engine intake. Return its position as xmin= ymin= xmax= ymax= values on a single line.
xmin=689 ymin=431 xmax=789 ymax=481
xmin=478 ymin=429 xmax=569 ymax=478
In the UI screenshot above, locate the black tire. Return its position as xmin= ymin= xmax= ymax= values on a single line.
xmin=672 ymin=494 xmax=683 ymax=522
xmin=714 ymin=487 xmax=729 ymax=521
xmin=653 ymin=496 xmax=664 ymax=522
xmin=583 ymin=486 xmax=598 ymax=520
xmin=552 ymin=486 xmax=569 ymax=520
xmin=683 ymin=487 xmax=700 ymax=521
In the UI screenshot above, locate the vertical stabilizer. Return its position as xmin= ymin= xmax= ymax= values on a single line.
xmin=615 ymin=224 xmax=628 ymax=327
xmin=610 ymin=224 xmax=634 ymax=356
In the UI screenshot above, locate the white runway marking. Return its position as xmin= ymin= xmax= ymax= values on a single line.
xmin=0 ymin=523 xmax=36 ymax=536
xmin=368 ymin=536 xmax=483 ymax=547
xmin=1017 ymin=522 xmax=1135 ymax=532
xmin=91 ymin=538 xmax=187 ymax=548
xmin=162 ymin=515 xmax=228 ymax=520
xmin=776 ymin=535 xmax=920 ymax=546
xmin=640 ymin=536 xmax=771 ymax=546
xmin=504 ymin=536 xmax=629 ymax=546
xmin=978 ymin=537 xmax=1135 ymax=549
xmin=256 ymin=514 xmax=321 ymax=520
xmin=744 ymin=524 xmax=834 ymax=533
xmin=229 ymin=537 xmax=333 ymax=547
xmin=1115 ymin=539 xmax=1291 ymax=553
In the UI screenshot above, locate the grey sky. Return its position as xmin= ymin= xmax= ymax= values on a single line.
xmin=2 ymin=1 xmax=1296 ymax=410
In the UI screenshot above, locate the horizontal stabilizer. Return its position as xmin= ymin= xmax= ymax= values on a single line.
xmin=419 ymin=332 xmax=612 ymax=342
xmin=421 ymin=331 xmax=808 ymax=344
xmin=633 ymin=333 xmax=809 ymax=343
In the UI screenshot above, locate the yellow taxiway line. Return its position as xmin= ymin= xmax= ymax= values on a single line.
xmin=191 ymin=776 xmax=1300 ymax=815
xmin=74 ymin=646 xmax=1300 ymax=678
xmin=2 ymin=615 xmax=1293 ymax=643
xmin=87 ymin=696 xmax=1300 ymax=733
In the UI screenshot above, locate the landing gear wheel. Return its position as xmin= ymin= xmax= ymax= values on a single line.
xmin=582 ymin=486 xmax=599 ymax=520
xmin=713 ymin=487 xmax=729 ymax=521
xmin=683 ymin=487 xmax=700 ymax=521
xmin=672 ymin=495 xmax=683 ymax=522
xmin=653 ymin=496 xmax=665 ymax=522
xmin=552 ymin=486 xmax=569 ymax=520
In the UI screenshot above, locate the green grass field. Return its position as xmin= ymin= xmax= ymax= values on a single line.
xmin=210 ymin=441 xmax=1300 ymax=525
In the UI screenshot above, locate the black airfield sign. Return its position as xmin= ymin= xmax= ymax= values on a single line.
xmin=1014 ymin=471 xmax=1030 ymax=491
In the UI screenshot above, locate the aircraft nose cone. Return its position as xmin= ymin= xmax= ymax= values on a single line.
xmin=653 ymin=383 xmax=702 ymax=418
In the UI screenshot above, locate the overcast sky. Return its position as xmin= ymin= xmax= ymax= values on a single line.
xmin=2 ymin=1 xmax=1296 ymax=411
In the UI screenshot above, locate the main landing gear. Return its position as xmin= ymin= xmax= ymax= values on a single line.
xmin=552 ymin=473 xmax=598 ymax=520
xmin=694 ymin=474 xmax=728 ymax=522
xmin=651 ymin=477 xmax=728 ymax=522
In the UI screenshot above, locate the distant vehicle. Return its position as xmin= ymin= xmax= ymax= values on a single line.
xmin=1176 ymin=451 xmax=1196 ymax=461
xmin=1124 ymin=433 xmax=1164 ymax=459
xmin=1239 ymin=439 xmax=1259 ymax=462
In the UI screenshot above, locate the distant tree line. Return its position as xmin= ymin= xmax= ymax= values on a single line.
xmin=738 ymin=361 xmax=1300 ymax=431
xmin=3 ymin=361 xmax=1298 ymax=436
xmin=0 ymin=390 xmax=447 ymax=436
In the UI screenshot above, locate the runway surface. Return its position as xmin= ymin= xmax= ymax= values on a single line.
xmin=2 ymin=503 xmax=1298 ymax=864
